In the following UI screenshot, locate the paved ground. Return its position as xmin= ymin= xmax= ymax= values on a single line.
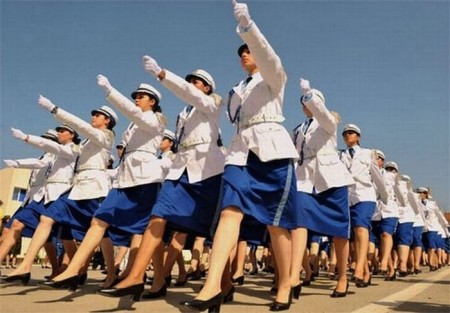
xmin=1 ymin=265 xmax=449 ymax=312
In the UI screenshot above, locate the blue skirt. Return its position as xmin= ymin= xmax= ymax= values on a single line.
xmin=423 ymin=231 xmax=438 ymax=250
xmin=6 ymin=200 xmax=46 ymax=238
xmin=221 ymin=151 xmax=297 ymax=230
xmin=42 ymin=191 xmax=104 ymax=241
xmin=297 ymin=186 xmax=350 ymax=239
xmin=151 ymin=171 xmax=222 ymax=238
xmin=350 ymin=201 xmax=376 ymax=230
xmin=373 ymin=217 xmax=398 ymax=236
xmin=95 ymin=183 xmax=159 ymax=236
xmin=411 ymin=226 xmax=423 ymax=248
xmin=239 ymin=215 xmax=269 ymax=246
xmin=394 ymin=222 xmax=414 ymax=246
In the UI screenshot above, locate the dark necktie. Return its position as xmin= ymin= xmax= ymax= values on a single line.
xmin=244 ymin=76 xmax=252 ymax=86
xmin=349 ymin=147 xmax=355 ymax=159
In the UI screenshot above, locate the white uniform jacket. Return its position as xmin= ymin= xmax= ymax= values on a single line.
xmin=159 ymin=150 xmax=176 ymax=180
xmin=226 ymin=23 xmax=298 ymax=166
xmin=408 ymin=192 xmax=426 ymax=227
xmin=161 ymin=70 xmax=225 ymax=183
xmin=373 ymin=170 xmax=401 ymax=220
xmin=435 ymin=208 xmax=450 ymax=238
xmin=422 ymin=200 xmax=442 ymax=232
xmin=106 ymin=88 xmax=165 ymax=187
xmin=13 ymin=153 xmax=55 ymax=204
xmin=26 ymin=135 xmax=76 ymax=203
xmin=396 ymin=180 xmax=416 ymax=223
xmin=293 ymin=92 xmax=354 ymax=194
xmin=340 ymin=146 xmax=388 ymax=206
xmin=54 ymin=108 xmax=114 ymax=200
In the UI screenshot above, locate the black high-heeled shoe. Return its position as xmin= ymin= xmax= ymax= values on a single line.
xmin=398 ymin=271 xmax=408 ymax=277
xmin=0 ymin=272 xmax=31 ymax=285
xmin=330 ymin=283 xmax=349 ymax=298
xmin=39 ymin=275 xmax=79 ymax=291
xmin=141 ymin=283 xmax=167 ymax=299
xmin=174 ymin=275 xmax=188 ymax=287
xmin=384 ymin=273 xmax=396 ymax=281
xmin=98 ymin=283 xmax=144 ymax=302
xmin=78 ymin=272 xmax=88 ymax=285
xmin=180 ymin=292 xmax=223 ymax=313
xmin=301 ymin=280 xmax=311 ymax=286
xmin=164 ymin=275 xmax=172 ymax=287
xmin=231 ymin=275 xmax=244 ymax=285
xmin=355 ymin=277 xmax=370 ymax=288
xmin=292 ymin=283 xmax=302 ymax=300
xmin=270 ymin=288 xmax=293 ymax=311
xmin=223 ymin=286 xmax=235 ymax=303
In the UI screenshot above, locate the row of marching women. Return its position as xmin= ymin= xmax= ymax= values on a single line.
xmin=1 ymin=1 xmax=448 ymax=312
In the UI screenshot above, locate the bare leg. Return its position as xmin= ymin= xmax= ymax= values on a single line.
xmin=0 ymin=220 xmax=24 ymax=265
xmin=232 ymin=240 xmax=247 ymax=281
xmin=333 ymin=237 xmax=349 ymax=293
xmin=353 ymin=227 xmax=369 ymax=280
xmin=114 ymin=217 xmax=167 ymax=288
xmin=267 ymin=225 xmax=292 ymax=303
xmin=195 ymin=206 xmax=243 ymax=300
xmin=100 ymin=237 xmax=116 ymax=287
xmin=290 ymin=228 xmax=307 ymax=286
xmin=52 ymin=218 xmax=108 ymax=281
xmin=7 ymin=216 xmax=54 ymax=276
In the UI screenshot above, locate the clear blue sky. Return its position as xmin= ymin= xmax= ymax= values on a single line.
xmin=1 ymin=1 xmax=448 ymax=211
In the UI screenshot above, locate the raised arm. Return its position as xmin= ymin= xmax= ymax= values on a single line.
xmin=97 ymin=74 xmax=164 ymax=133
xmin=143 ymin=56 xmax=218 ymax=114
xmin=38 ymin=95 xmax=113 ymax=149
xmin=233 ymin=0 xmax=286 ymax=92
xmin=299 ymin=79 xmax=338 ymax=135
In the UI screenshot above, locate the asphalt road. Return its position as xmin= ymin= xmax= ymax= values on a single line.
xmin=1 ymin=265 xmax=449 ymax=312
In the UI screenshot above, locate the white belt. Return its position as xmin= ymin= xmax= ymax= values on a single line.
xmin=124 ymin=149 xmax=157 ymax=155
xmin=76 ymin=164 xmax=106 ymax=173
xmin=46 ymin=179 xmax=72 ymax=184
xmin=240 ymin=114 xmax=285 ymax=128
xmin=179 ymin=137 xmax=211 ymax=149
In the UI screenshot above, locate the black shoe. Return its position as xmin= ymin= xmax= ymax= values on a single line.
xmin=330 ymin=283 xmax=349 ymax=298
xmin=174 ymin=275 xmax=188 ymax=287
xmin=398 ymin=271 xmax=408 ymax=277
xmin=141 ymin=283 xmax=167 ymax=299
xmin=180 ymin=292 xmax=223 ymax=313
xmin=78 ymin=272 xmax=88 ymax=285
xmin=414 ymin=269 xmax=422 ymax=275
xmin=98 ymin=283 xmax=144 ymax=302
xmin=39 ymin=275 xmax=79 ymax=291
xmin=248 ymin=268 xmax=258 ymax=275
xmin=384 ymin=273 xmax=396 ymax=281
xmin=270 ymin=301 xmax=291 ymax=312
xmin=1 ymin=272 xmax=31 ymax=285
xmin=223 ymin=286 xmax=235 ymax=303
xmin=164 ymin=275 xmax=172 ymax=287
xmin=292 ymin=283 xmax=302 ymax=300
xmin=270 ymin=288 xmax=293 ymax=311
xmin=301 ymin=280 xmax=311 ymax=286
xmin=231 ymin=275 xmax=244 ymax=285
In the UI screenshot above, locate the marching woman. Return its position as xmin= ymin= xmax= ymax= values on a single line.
xmin=372 ymin=161 xmax=401 ymax=280
xmin=181 ymin=1 xmax=299 ymax=311
xmin=340 ymin=124 xmax=388 ymax=288
xmin=41 ymin=76 xmax=166 ymax=290
xmin=98 ymin=56 xmax=224 ymax=301
xmin=393 ymin=174 xmax=416 ymax=277
xmin=293 ymin=79 xmax=355 ymax=298
xmin=2 ymin=96 xmax=117 ymax=287
xmin=407 ymin=186 xmax=426 ymax=274
xmin=0 ymin=125 xmax=79 ymax=285
xmin=418 ymin=187 xmax=442 ymax=271
xmin=0 ymin=129 xmax=58 ymax=277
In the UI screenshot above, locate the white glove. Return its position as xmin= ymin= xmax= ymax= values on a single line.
xmin=4 ymin=159 xmax=19 ymax=168
xmin=143 ymin=55 xmax=162 ymax=77
xmin=97 ymin=74 xmax=113 ymax=93
xmin=11 ymin=127 xmax=27 ymax=140
xmin=38 ymin=95 xmax=56 ymax=112
xmin=232 ymin=0 xmax=251 ymax=28
xmin=300 ymin=78 xmax=311 ymax=94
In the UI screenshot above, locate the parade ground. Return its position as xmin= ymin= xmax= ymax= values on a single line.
xmin=1 ymin=264 xmax=449 ymax=313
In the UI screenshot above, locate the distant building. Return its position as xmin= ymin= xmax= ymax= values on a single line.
xmin=0 ymin=167 xmax=31 ymax=219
